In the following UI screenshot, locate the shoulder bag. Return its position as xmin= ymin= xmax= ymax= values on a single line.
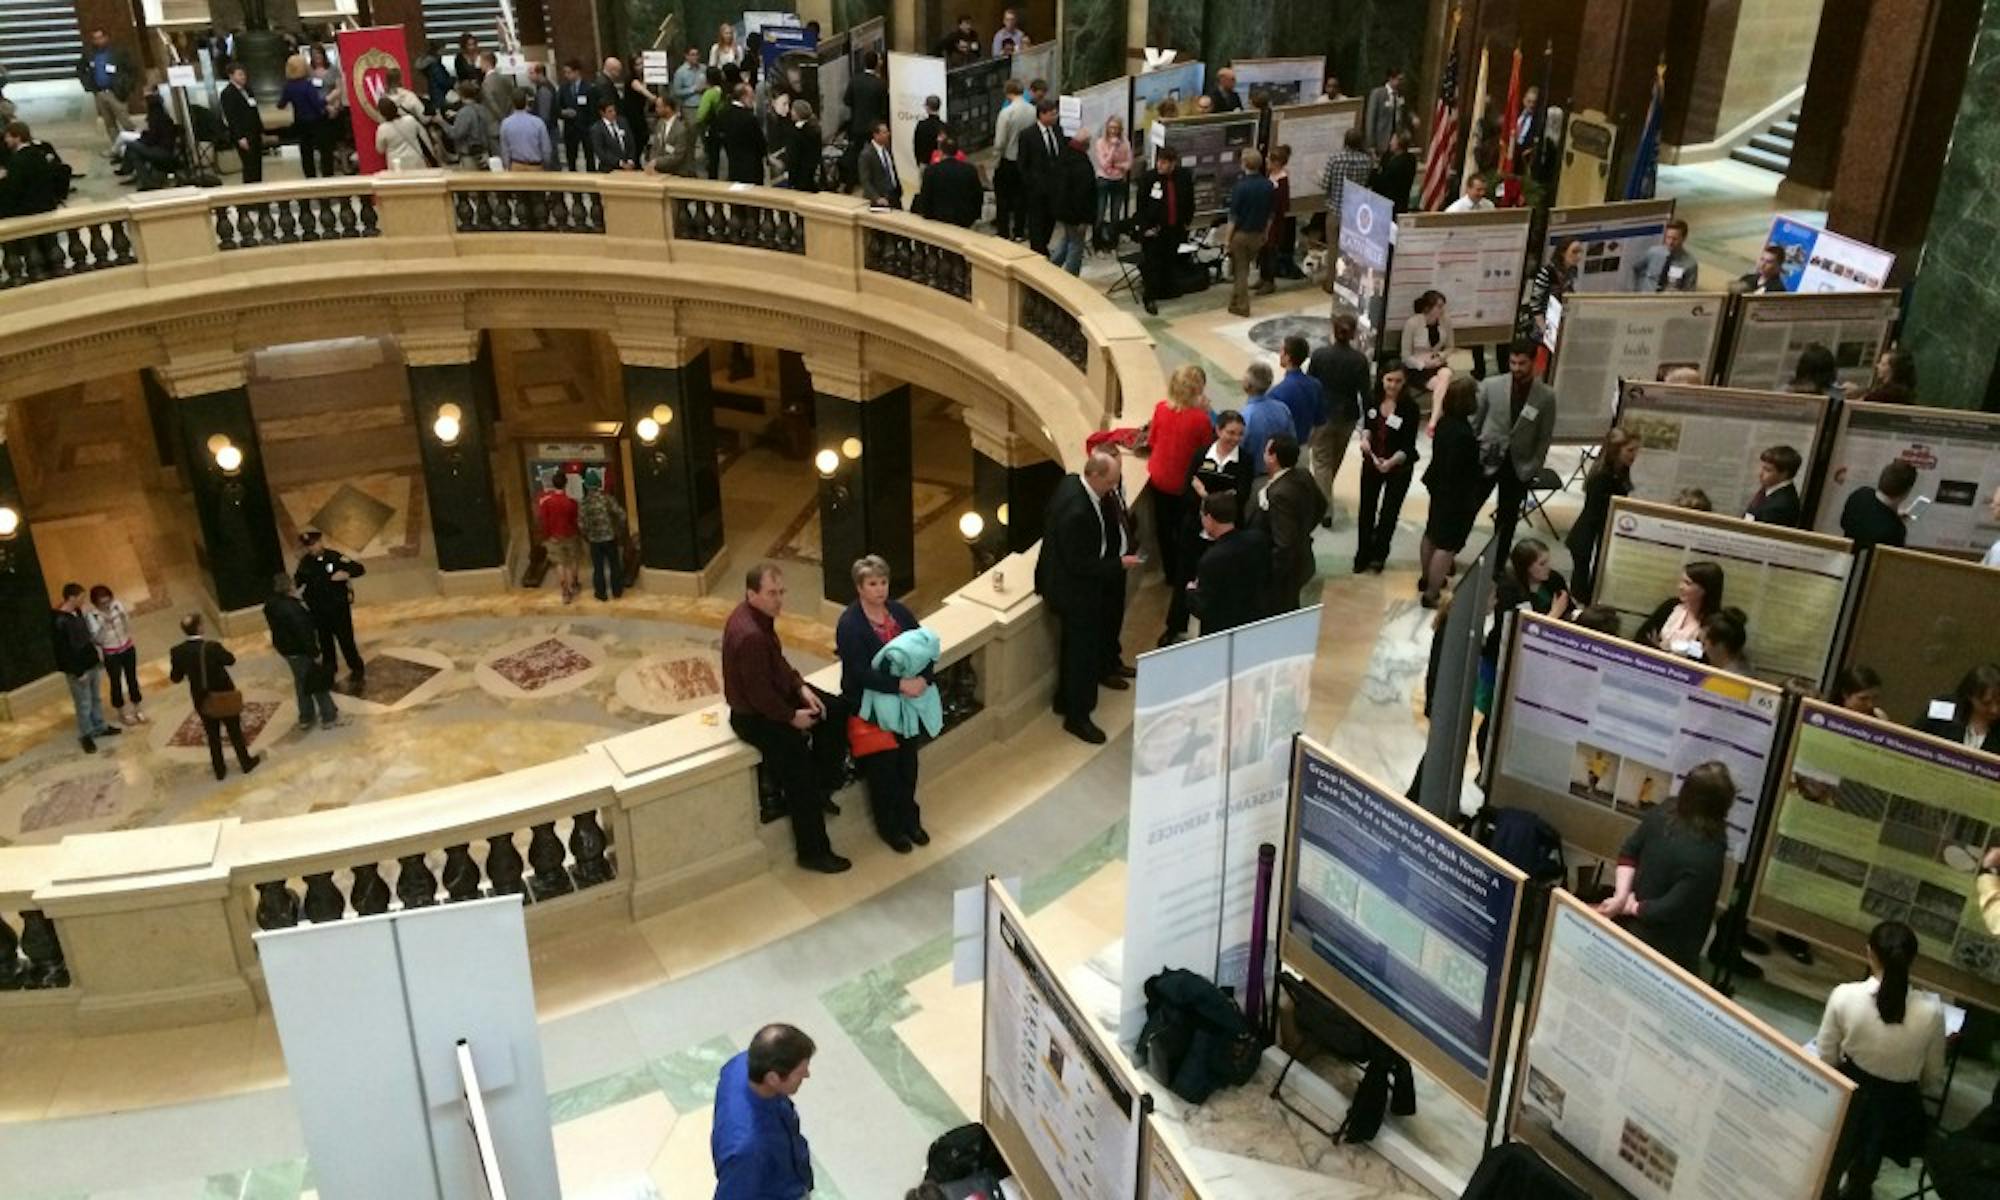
xmin=196 ymin=641 xmax=244 ymax=720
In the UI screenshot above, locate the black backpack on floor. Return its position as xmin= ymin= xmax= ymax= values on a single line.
xmin=925 ymin=1122 xmax=1007 ymax=1185
xmin=1137 ymin=968 xmax=1262 ymax=1104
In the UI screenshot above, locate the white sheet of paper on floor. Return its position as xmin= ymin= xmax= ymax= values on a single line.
xmin=952 ymin=876 xmax=1020 ymax=986
xmin=166 ymin=64 xmax=198 ymax=88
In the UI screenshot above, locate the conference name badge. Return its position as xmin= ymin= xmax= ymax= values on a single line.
xmin=1520 ymin=405 xmax=1539 ymax=422
xmin=1151 ymin=183 xmax=1163 ymax=199
xmin=1386 ymin=414 xmax=1403 ymax=430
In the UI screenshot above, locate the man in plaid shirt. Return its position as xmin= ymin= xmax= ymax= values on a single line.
xmin=1319 ymin=125 xmax=1375 ymax=217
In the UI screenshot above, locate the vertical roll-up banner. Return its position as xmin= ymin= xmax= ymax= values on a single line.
xmin=340 ymin=26 xmax=414 ymax=175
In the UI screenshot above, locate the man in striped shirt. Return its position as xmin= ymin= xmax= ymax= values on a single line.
xmin=1320 ymin=125 xmax=1374 ymax=219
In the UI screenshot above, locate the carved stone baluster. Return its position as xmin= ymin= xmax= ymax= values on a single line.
xmin=63 ymin=227 xmax=88 ymax=273
xmin=527 ymin=822 xmax=572 ymax=899
xmin=396 ymin=853 xmax=439 ymax=909
xmin=254 ymin=202 xmax=278 ymax=245
xmin=19 ymin=911 xmax=67 ymax=988
xmin=475 ymin=191 xmax=499 ymax=231
xmin=485 ymin=832 xmax=526 ymax=896
xmin=110 ymin=220 xmax=134 ymax=265
xmin=350 ymin=863 xmax=391 ymax=916
xmin=584 ymin=192 xmax=604 ymax=232
xmin=276 ymin=199 xmax=299 ymax=243
xmin=0 ymin=913 xmax=21 ymax=989
xmin=359 ymin=196 xmax=380 ymax=236
xmin=302 ymin=871 xmax=345 ymax=922
xmin=297 ymin=196 xmax=321 ymax=240
xmin=337 ymin=196 xmax=360 ymax=238
xmin=524 ymin=189 xmax=547 ymax=231
xmin=87 ymin=222 xmax=111 ymax=268
xmin=21 ymin=234 xmax=52 ymax=282
xmin=215 ymin=205 xmax=237 ymax=250
xmin=441 ymin=843 xmax=483 ymax=901
xmin=317 ymin=196 xmax=341 ymax=238
xmin=454 ymin=190 xmax=477 ymax=231
xmin=568 ymin=811 xmax=613 ymax=886
xmin=2 ymin=239 xmax=26 ymax=287
xmin=254 ymin=880 xmax=301 ymax=930
xmin=234 ymin=205 xmax=257 ymax=248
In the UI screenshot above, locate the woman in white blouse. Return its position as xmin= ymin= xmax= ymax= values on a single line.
xmin=709 ymin=23 xmax=744 ymax=69
xmin=1400 ymin=289 xmax=1455 ymax=416
xmin=1815 ymin=920 xmax=1946 ymax=1199
xmin=1636 ymin=561 xmax=1724 ymax=661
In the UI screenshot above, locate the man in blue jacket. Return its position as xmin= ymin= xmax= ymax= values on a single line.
xmin=712 ymin=1024 xmax=819 ymax=1199
xmin=1266 ymin=335 xmax=1324 ymax=444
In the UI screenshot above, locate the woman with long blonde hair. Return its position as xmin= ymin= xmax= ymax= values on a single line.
xmin=1148 ymin=364 xmax=1218 ymax=641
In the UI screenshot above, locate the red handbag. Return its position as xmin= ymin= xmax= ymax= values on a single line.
xmin=847 ymin=714 xmax=897 ymax=757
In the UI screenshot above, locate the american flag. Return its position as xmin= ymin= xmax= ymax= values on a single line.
xmin=1422 ymin=10 xmax=1463 ymax=211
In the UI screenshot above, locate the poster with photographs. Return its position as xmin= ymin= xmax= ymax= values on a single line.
xmin=1512 ymin=894 xmax=1851 ymax=1200
xmin=1132 ymin=60 xmax=1205 ymax=146
xmin=1542 ymin=198 xmax=1676 ymax=295
xmin=1753 ymin=702 xmax=2000 ymax=999
xmin=1720 ymin=290 xmax=1898 ymax=394
xmin=1226 ymin=55 xmax=1325 ymax=108
xmin=1809 ymin=400 xmax=2000 ymax=558
xmin=1334 ymin=183 xmax=1394 ymax=358
xmin=1547 ymin=293 xmax=1728 ymax=441
xmin=1383 ymin=208 xmax=1534 ymax=347
xmin=1767 ymin=216 xmax=1896 ymax=294
xmin=1159 ymin=112 xmax=1261 ymax=217
xmin=946 ymin=56 xmax=1012 ymax=152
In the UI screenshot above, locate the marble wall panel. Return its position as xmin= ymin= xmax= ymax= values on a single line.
xmin=1062 ymin=0 xmax=1126 ymax=88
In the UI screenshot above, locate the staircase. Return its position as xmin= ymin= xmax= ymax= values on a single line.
xmin=419 ymin=0 xmax=511 ymax=51
xmin=0 ymin=0 xmax=82 ymax=84
xmin=1730 ymin=108 xmax=1799 ymax=175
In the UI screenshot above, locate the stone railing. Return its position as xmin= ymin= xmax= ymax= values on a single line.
xmin=0 ymin=173 xmax=1162 ymax=1034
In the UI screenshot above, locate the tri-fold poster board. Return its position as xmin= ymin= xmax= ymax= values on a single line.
xmin=1270 ymin=99 xmax=1362 ymax=208
xmin=1280 ymin=735 xmax=1528 ymax=1112
xmin=1548 ymin=292 xmax=1728 ymax=442
xmin=1809 ymin=400 xmax=2000 ymax=558
xmin=1541 ymin=198 xmax=1677 ymax=296
xmin=1615 ymin=381 xmax=1830 ymax=514
xmin=1592 ymin=497 xmax=1856 ymax=688
xmin=1510 ymin=891 xmax=1855 ymax=1200
xmin=1750 ymin=702 xmax=2000 ymax=1001
xmin=1159 ymin=111 xmax=1261 ymax=217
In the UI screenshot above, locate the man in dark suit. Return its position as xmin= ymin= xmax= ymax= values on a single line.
xmin=219 ymin=64 xmax=266 ymax=184
xmin=1035 ymin=452 xmax=1138 ymax=744
xmin=1133 ymin=145 xmax=1194 ymax=315
xmin=587 ymin=98 xmax=637 ymax=171
xmin=1017 ymin=100 xmax=1063 ymax=254
xmin=295 ymin=529 xmax=367 ymax=684
xmin=913 ymin=94 xmax=946 ymax=166
xmin=842 ymin=50 xmax=888 ymax=187
xmin=717 ymin=83 xmax=766 ymax=184
xmin=1205 ymin=67 xmax=1243 ymax=113
xmin=1743 ymin=444 xmax=1805 ymax=527
xmin=916 ymin=135 xmax=982 ymax=225
xmin=558 ymin=60 xmax=597 ymax=169
xmin=858 ymin=120 xmax=903 ymax=209
xmin=168 ymin=613 xmax=263 ymax=781
xmin=1839 ymin=460 xmax=1916 ymax=554
xmin=1190 ymin=491 xmax=1272 ymax=635
xmin=1249 ymin=435 xmax=1328 ymax=612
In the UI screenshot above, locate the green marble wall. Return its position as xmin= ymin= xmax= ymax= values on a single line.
xmin=618 ymin=0 xmax=795 ymax=57
xmin=832 ymin=0 xmax=889 ymax=32
xmin=1138 ymin=0 xmax=1429 ymax=95
xmin=1904 ymin=0 xmax=2000 ymax=411
xmin=1064 ymin=0 xmax=1125 ymax=87
xmin=1147 ymin=0 xmax=1207 ymax=64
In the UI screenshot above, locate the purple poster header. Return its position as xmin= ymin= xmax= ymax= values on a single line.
xmin=1806 ymin=706 xmax=2000 ymax=784
xmin=1523 ymin=617 xmax=1714 ymax=688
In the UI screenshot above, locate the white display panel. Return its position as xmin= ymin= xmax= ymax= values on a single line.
xmin=1548 ymin=293 xmax=1727 ymax=442
xmin=1541 ymin=198 xmax=1676 ymax=295
xmin=1383 ymin=209 xmax=1534 ymax=347
xmin=1720 ymin=291 xmax=1899 ymax=394
xmin=1810 ymin=400 xmax=2000 ymax=558
xmin=1616 ymin=381 xmax=1829 ymax=515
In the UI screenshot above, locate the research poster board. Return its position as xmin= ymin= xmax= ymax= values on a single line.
xmin=1269 ymin=98 xmax=1361 ymax=207
xmin=1120 ymin=608 xmax=1320 ymax=1041
xmin=1383 ymin=208 xmax=1534 ymax=349
xmin=1072 ymin=75 xmax=1131 ymax=141
xmin=847 ymin=15 xmax=886 ymax=80
xmin=1548 ymin=293 xmax=1728 ymax=442
xmin=946 ymin=56 xmax=1011 ymax=152
xmin=1512 ymin=892 xmax=1853 ymax=1200
xmin=1836 ymin=547 xmax=2000 ymax=724
xmin=1280 ymin=736 xmax=1527 ymax=1111
xmin=1751 ymin=701 xmax=2000 ymax=1001
xmin=814 ymin=33 xmax=851 ymax=141
xmin=1139 ymin=1117 xmax=1207 ymax=1200
xmin=1333 ymin=183 xmax=1394 ymax=360
xmin=1160 ymin=111 xmax=1261 ymax=218
xmin=888 ymin=52 xmax=946 ymax=194
xmin=1011 ymin=39 xmax=1060 ymax=96
xmin=1541 ymin=198 xmax=1676 ymax=295
xmin=984 ymin=881 xmax=1147 ymax=1200
xmin=1492 ymin=613 xmax=1784 ymax=864
xmin=1616 ymin=381 xmax=1830 ymax=515
xmin=1719 ymin=290 xmax=1899 ymax=394
xmin=1132 ymin=61 xmax=1205 ymax=145
xmin=1227 ymin=55 xmax=1325 ymax=108
xmin=1810 ymin=400 xmax=2000 ymax=558
xmin=1767 ymin=215 xmax=1896 ymax=293
xmin=1594 ymin=497 xmax=1856 ymax=687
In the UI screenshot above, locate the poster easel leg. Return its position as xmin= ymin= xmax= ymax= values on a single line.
xmin=1268 ymin=1049 xmax=1342 ymax=1142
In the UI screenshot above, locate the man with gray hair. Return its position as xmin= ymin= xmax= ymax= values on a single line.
xmin=1239 ymin=361 xmax=1291 ymax=477
xmin=1035 ymin=453 xmax=1139 ymax=744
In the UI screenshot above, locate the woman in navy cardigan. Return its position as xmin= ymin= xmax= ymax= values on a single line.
xmin=836 ymin=555 xmax=934 ymax=853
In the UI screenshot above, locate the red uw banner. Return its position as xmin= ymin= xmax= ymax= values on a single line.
xmin=339 ymin=26 xmax=412 ymax=175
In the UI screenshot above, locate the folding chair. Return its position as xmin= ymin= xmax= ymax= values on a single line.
xmin=1520 ymin=467 xmax=1567 ymax=539
xmin=1107 ymin=247 xmax=1146 ymax=301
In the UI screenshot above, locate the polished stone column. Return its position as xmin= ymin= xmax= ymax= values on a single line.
xmin=620 ymin=340 xmax=727 ymax=595
xmin=966 ymin=406 xmax=1064 ymax=559
xmin=1569 ymin=0 xmax=1673 ymax=186
xmin=1064 ymin=0 xmax=1127 ymax=88
xmin=172 ymin=383 xmax=287 ymax=617
xmin=807 ymin=362 xmax=913 ymax=606
xmin=1779 ymin=0 xmax=1864 ymax=203
xmin=1902 ymin=0 xmax=2000 ymax=412
xmin=0 ymin=433 xmax=57 ymax=703
xmin=406 ymin=335 xmax=507 ymax=591
xmin=548 ymin=0 xmax=608 ymax=75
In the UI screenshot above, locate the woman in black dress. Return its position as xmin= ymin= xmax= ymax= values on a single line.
xmin=1353 ymin=365 xmax=1421 ymax=573
xmin=1419 ymin=378 xmax=1483 ymax=607
xmin=1566 ymin=427 xmax=1638 ymax=602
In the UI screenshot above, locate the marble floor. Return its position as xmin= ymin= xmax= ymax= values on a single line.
xmin=13 ymin=151 xmax=1957 ymax=1200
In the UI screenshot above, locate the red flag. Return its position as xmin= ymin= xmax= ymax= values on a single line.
xmin=1498 ymin=44 xmax=1522 ymax=176
xmin=339 ymin=26 xmax=415 ymax=175
xmin=1420 ymin=6 xmax=1463 ymax=211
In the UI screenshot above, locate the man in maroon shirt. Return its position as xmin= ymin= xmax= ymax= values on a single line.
xmin=723 ymin=563 xmax=852 ymax=874
xmin=537 ymin=469 xmax=584 ymax=603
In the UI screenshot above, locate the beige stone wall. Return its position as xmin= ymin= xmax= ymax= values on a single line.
xmin=1716 ymin=0 xmax=1824 ymax=136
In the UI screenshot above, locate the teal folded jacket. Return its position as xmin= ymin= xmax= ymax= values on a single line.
xmin=859 ymin=627 xmax=943 ymax=738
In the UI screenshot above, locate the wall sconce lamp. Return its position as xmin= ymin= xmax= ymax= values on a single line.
xmin=815 ymin=447 xmax=850 ymax=512
xmin=0 ymin=504 xmax=19 ymax=574
xmin=206 ymin=434 xmax=246 ymax=504
xmin=960 ymin=509 xmax=1001 ymax=580
xmin=635 ymin=405 xmax=673 ymax=471
xmin=840 ymin=436 xmax=863 ymax=461
xmin=430 ymin=403 xmax=466 ymax=475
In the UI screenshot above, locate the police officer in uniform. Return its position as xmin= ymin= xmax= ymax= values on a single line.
xmin=294 ymin=529 xmax=367 ymax=685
